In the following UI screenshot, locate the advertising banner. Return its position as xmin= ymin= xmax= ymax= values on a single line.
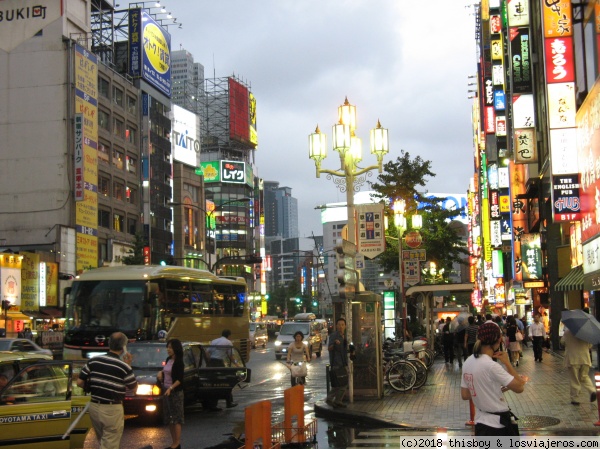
xmin=229 ymin=78 xmax=251 ymax=145
xmin=128 ymin=9 xmax=171 ymax=97
xmin=510 ymin=28 xmax=532 ymax=93
xmin=542 ymin=0 xmax=573 ymax=38
xmin=514 ymin=128 xmax=537 ymax=163
xmin=355 ymin=203 xmax=385 ymax=259
xmin=197 ymin=161 xmax=220 ymax=183
xmin=20 ymin=252 xmax=39 ymax=311
xmin=544 ymin=36 xmax=575 ymax=83
xmin=552 ymin=174 xmax=581 ymax=222
xmin=171 ymin=105 xmax=199 ymax=167
xmin=512 ymin=94 xmax=534 ymax=128
xmin=507 ymin=0 xmax=529 ymax=26
xmin=45 ymin=262 xmax=58 ymax=307
xmin=404 ymin=261 xmax=420 ymax=286
xmin=547 ymin=82 xmax=576 ymax=128
xmin=550 ymin=128 xmax=578 ymax=174
xmin=221 ymin=160 xmax=246 ymax=184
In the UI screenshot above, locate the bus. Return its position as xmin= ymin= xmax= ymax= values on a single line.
xmin=62 ymin=265 xmax=251 ymax=361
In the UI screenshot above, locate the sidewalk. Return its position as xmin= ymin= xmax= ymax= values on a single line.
xmin=314 ymin=345 xmax=600 ymax=433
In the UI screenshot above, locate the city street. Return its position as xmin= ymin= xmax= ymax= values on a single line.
xmin=82 ymin=340 xmax=600 ymax=449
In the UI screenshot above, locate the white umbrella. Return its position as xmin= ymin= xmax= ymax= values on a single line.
xmin=449 ymin=312 xmax=470 ymax=332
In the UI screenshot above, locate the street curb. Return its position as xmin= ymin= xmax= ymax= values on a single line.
xmin=314 ymin=401 xmax=407 ymax=429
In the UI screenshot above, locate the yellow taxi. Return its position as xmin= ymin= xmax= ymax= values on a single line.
xmin=0 ymin=352 xmax=92 ymax=449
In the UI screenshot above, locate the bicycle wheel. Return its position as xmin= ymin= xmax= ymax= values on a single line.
xmin=407 ymin=357 xmax=428 ymax=389
xmin=419 ymin=349 xmax=435 ymax=368
xmin=387 ymin=361 xmax=417 ymax=392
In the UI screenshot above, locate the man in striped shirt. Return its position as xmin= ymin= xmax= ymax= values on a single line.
xmin=77 ymin=332 xmax=137 ymax=449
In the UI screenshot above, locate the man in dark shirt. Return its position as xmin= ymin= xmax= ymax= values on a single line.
xmin=77 ymin=332 xmax=137 ymax=449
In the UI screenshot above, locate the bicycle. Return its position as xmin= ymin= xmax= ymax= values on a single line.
xmin=280 ymin=360 xmax=307 ymax=386
xmin=385 ymin=349 xmax=428 ymax=390
xmin=383 ymin=355 xmax=417 ymax=392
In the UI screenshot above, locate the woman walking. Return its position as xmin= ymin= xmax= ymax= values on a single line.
xmin=287 ymin=331 xmax=310 ymax=386
xmin=157 ymin=338 xmax=184 ymax=449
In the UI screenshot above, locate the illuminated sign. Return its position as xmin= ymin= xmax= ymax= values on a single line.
xmin=221 ymin=161 xmax=246 ymax=184
xmin=542 ymin=0 xmax=573 ymax=38
xmin=355 ymin=203 xmax=385 ymax=259
xmin=171 ymin=105 xmax=199 ymax=167
xmin=551 ymin=129 xmax=578 ymax=174
xmin=510 ymin=28 xmax=532 ymax=93
xmin=521 ymin=233 xmax=542 ymax=280
xmin=547 ymin=82 xmax=576 ymax=128
xmin=129 ymin=9 xmax=171 ymax=97
xmin=552 ymin=174 xmax=581 ymax=222
xmin=544 ymin=37 xmax=575 ymax=83
xmin=512 ymin=94 xmax=535 ymax=128
xmin=507 ymin=0 xmax=529 ymax=26
xmin=514 ymin=128 xmax=537 ymax=164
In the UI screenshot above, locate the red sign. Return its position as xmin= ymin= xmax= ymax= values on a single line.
xmin=405 ymin=231 xmax=423 ymax=249
xmin=544 ymin=36 xmax=574 ymax=83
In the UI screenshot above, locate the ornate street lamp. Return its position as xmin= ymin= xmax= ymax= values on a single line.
xmin=308 ymin=97 xmax=389 ymax=401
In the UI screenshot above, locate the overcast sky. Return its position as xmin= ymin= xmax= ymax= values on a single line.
xmin=168 ymin=0 xmax=477 ymax=246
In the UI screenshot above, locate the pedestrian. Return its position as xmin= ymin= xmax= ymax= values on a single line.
xmin=454 ymin=324 xmax=467 ymax=368
xmin=442 ymin=317 xmax=454 ymax=364
xmin=286 ymin=331 xmax=310 ymax=387
xmin=326 ymin=318 xmax=350 ymax=409
xmin=208 ymin=329 xmax=237 ymax=408
xmin=530 ymin=313 xmax=546 ymax=362
xmin=461 ymin=322 xmax=526 ymax=436
xmin=77 ymin=332 xmax=137 ymax=449
xmin=562 ymin=325 xmax=597 ymax=406
xmin=23 ymin=327 xmax=33 ymax=340
xmin=464 ymin=316 xmax=479 ymax=356
xmin=506 ymin=316 xmax=521 ymax=366
xmin=157 ymin=338 xmax=184 ymax=449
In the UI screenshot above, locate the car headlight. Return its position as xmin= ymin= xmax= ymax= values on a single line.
xmin=303 ymin=341 xmax=308 ymax=345
xmin=274 ymin=341 xmax=281 ymax=346
xmin=136 ymin=384 xmax=161 ymax=396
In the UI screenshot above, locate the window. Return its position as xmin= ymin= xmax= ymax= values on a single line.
xmin=113 ymin=212 xmax=124 ymax=232
xmin=98 ymin=209 xmax=111 ymax=228
xmin=125 ymin=126 xmax=136 ymax=144
xmin=113 ymin=117 xmax=124 ymax=138
xmin=126 ymin=186 xmax=137 ymax=204
xmin=113 ymin=181 xmax=124 ymax=201
xmin=113 ymin=86 xmax=124 ymax=107
xmin=127 ymin=96 xmax=137 ymax=115
xmin=113 ymin=149 xmax=124 ymax=170
xmin=128 ymin=217 xmax=137 ymax=235
xmin=99 ymin=109 xmax=110 ymax=131
xmin=99 ymin=77 xmax=109 ymax=98
xmin=98 ymin=143 xmax=109 ymax=163
xmin=126 ymin=156 xmax=137 ymax=174
xmin=99 ymin=176 xmax=110 ymax=197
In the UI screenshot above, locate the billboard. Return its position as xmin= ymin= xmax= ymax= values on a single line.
xmin=129 ymin=9 xmax=172 ymax=97
xmin=74 ymin=44 xmax=98 ymax=273
xmin=355 ymin=203 xmax=385 ymax=259
xmin=552 ymin=174 xmax=581 ymax=222
xmin=229 ymin=78 xmax=250 ymax=144
xmin=171 ymin=105 xmax=199 ymax=167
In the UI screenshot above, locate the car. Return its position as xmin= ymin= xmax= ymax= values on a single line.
xmin=274 ymin=317 xmax=323 ymax=360
xmin=0 ymin=352 xmax=92 ymax=449
xmin=249 ymin=322 xmax=268 ymax=348
xmin=0 ymin=338 xmax=54 ymax=358
xmin=124 ymin=341 xmax=251 ymax=422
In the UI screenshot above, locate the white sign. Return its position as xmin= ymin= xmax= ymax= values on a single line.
xmin=583 ymin=236 xmax=600 ymax=274
xmin=355 ymin=253 xmax=365 ymax=270
xmin=355 ymin=203 xmax=386 ymax=259
xmin=404 ymin=261 xmax=420 ymax=286
xmin=171 ymin=105 xmax=200 ymax=167
xmin=550 ymin=128 xmax=578 ymax=175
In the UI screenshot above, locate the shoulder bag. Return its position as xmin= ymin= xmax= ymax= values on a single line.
xmin=515 ymin=330 xmax=524 ymax=342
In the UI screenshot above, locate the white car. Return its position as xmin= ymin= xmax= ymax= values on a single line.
xmin=0 ymin=339 xmax=53 ymax=358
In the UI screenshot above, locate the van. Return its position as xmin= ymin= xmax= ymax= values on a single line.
xmin=274 ymin=314 xmax=323 ymax=360
xmin=314 ymin=319 xmax=329 ymax=343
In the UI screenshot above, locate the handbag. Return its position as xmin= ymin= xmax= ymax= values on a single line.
xmin=515 ymin=330 xmax=524 ymax=342
xmin=330 ymin=366 xmax=348 ymax=387
xmin=290 ymin=363 xmax=307 ymax=378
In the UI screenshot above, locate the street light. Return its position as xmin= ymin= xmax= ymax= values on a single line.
xmin=309 ymin=97 xmax=389 ymax=401
xmin=168 ymin=197 xmax=251 ymax=272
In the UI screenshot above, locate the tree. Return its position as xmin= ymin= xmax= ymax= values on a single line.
xmin=370 ymin=151 xmax=469 ymax=281
xmin=122 ymin=232 xmax=146 ymax=265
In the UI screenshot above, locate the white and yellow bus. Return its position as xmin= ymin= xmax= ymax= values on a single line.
xmin=63 ymin=265 xmax=250 ymax=361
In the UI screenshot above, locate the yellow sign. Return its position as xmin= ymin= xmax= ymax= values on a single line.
xmin=46 ymin=262 xmax=58 ymax=307
xmin=77 ymin=234 xmax=98 ymax=273
xmin=20 ymin=252 xmax=39 ymax=311
xmin=144 ymin=23 xmax=170 ymax=74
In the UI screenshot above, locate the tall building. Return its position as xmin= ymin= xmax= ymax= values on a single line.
xmin=170 ymin=49 xmax=204 ymax=114
xmin=263 ymin=181 xmax=299 ymax=238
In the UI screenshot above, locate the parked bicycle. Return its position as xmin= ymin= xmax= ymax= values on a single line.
xmin=384 ymin=348 xmax=428 ymax=389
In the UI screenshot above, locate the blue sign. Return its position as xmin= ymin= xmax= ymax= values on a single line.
xmin=494 ymin=89 xmax=506 ymax=110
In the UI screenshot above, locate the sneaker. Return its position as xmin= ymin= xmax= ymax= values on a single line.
xmin=591 ymin=392 xmax=597 ymax=402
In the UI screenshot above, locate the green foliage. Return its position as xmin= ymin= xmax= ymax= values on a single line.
xmin=370 ymin=151 xmax=470 ymax=281
xmin=122 ymin=232 xmax=146 ymax=265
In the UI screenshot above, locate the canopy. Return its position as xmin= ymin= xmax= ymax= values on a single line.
xmin=554 ymin=266 xmax=583 ymax=292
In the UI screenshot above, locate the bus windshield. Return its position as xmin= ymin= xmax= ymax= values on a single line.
xmin=67 ymin=280 xmax=147 ymax=332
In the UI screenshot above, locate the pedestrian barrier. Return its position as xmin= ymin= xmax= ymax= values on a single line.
xmin=272 ymin=384 xmax=317 ymax=445
xmin=595 ymin=372 xmax=600 ymax=427
xmin=242 ymin=400 xmax=280 ymax=449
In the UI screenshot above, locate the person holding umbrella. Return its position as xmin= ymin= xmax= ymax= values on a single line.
xmin=561 ymin=309 xmax=599 ymax=405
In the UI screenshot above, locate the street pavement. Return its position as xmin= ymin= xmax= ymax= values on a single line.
xmin=315 ymin=344 xmax=600 ymax=434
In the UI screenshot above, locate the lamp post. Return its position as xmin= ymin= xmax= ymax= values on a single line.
xmin=168 ymin=197 xmax=251 ymax=272
xmin=393 ymin=199 xmax=422 ymax=338
xmin=309 ymin=97 xmax=389 ymax=401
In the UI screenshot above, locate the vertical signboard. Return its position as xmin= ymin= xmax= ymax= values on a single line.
xmin=128 ymin=9 xmax=171 ymax=97
xmin=552 ymin=174 xmax=581 ymax=222
xmin=20 ymin=253 xmax=39 ymax=311
xmin=355 ymin=203 xmax=385 ymax=259
xmin=520 ymin=233 xmax=542 ymax=280
xmin=74 ymin=44 xmax=98 ymax=273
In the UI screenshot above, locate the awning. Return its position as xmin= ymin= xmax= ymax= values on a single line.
xmin=554 ymin=265 xmax=584 ymax=292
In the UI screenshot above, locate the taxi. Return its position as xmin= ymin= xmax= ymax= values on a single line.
xmin=0 ymin=352 xmax=92 ymax=449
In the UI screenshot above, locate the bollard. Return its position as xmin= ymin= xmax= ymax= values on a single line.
xmin=326 ymin=363 xmax=330 ymax=394
xmin=465 ymin=398 xmax=475 ymax=426
xmin=595 ymin=372 xmax=600 ymax=427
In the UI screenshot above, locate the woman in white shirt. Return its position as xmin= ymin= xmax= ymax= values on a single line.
xmin=286 ymin=331 xmax=310 ymax=386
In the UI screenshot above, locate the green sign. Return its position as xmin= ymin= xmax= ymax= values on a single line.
xmin=196 ymin=161 xmax=220 ymax=183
